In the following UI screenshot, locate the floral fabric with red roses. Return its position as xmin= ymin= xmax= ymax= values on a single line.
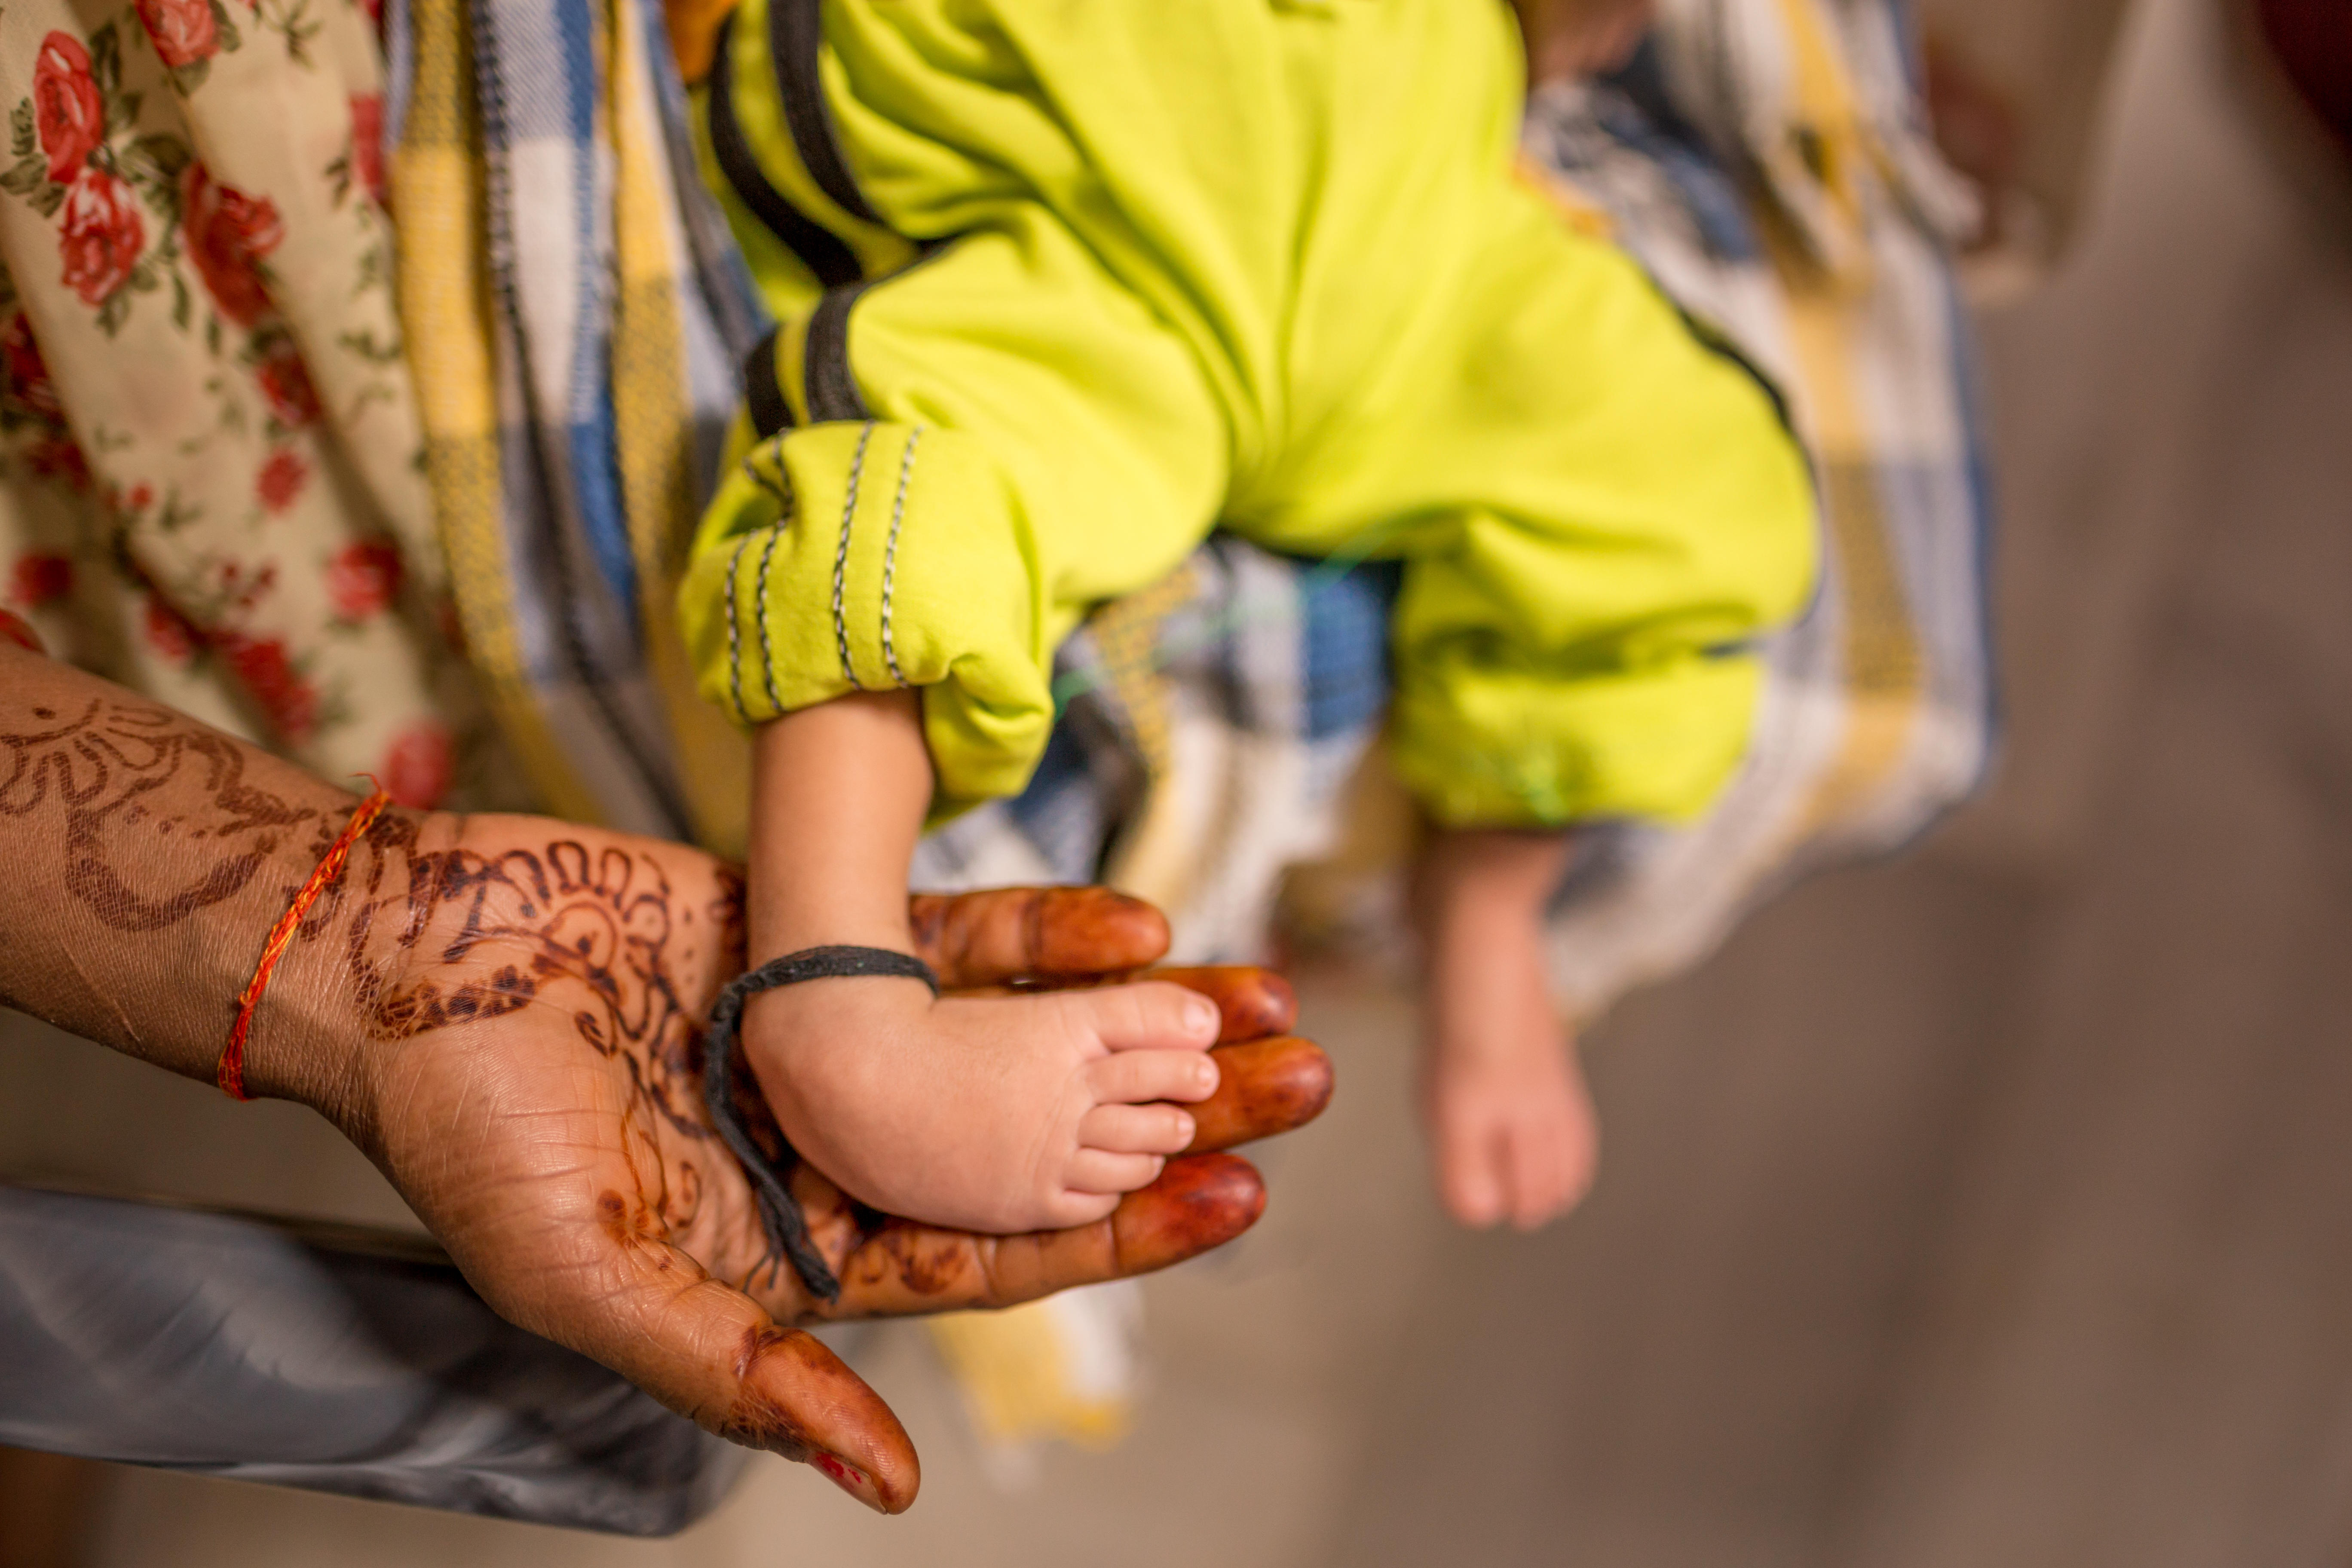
xmin=0 ymin=0 xmax=505 ymax=809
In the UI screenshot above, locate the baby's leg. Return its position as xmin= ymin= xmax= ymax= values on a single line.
xmin=1416 ymin=829 xmax=1599 ymax=1230
xmin=744 ymin=693 xmax=1225 ymax=1235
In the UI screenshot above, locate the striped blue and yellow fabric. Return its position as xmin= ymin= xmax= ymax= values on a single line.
xmin=1518 ymin=0 xmax=1997 ymax=1017
xmin=389 ymin=0 xmax=765 ymax=847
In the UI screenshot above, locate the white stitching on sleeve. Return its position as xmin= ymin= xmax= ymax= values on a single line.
xmin=833 ymin=422 xmax=876 ymax=689
xmin=880 ymin=425 xmax=922 ymax=688
xmin=723 ymin=533 xmax=754 ymax=723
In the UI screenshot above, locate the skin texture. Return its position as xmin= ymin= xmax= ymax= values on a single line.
xmin=1415 ymin=827 xmax=1599 ymax=1232
xmin=746 ymin=692 xmax=1233 ymax=1235
xmin=0 ymin=646 xmax=1330 ymax=1514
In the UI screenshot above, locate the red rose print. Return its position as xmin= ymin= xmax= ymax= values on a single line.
xmin=31 ymin=33 xmax=104 ymax=183
xmin=380 ymin=722 xmax=454 ymax=808
xmin=325 ymin=538 xmax=404 ymax=620
xmin=127 ymin=482 xmax=154 ymax=511
xmin=141 ymin=591 xmax=201 ymax=664
xmin=255 ymin=338 xmax=322 ymax=428
xmin=1 ymin=313 xmax=63 ymax=423
xmin=26 ymin=432 xmax=91 ymax=490
xmin=218 ymin=633 xmax=318 ymax=740
xmin=256 ymin=448 xmax=306 ymax=512
xmin=135 ymin=0 xmax=220 ymax=69
xmin=7 ymin=552 xmax=72 ymax=608
xmin=57 ymin=167 xmax=145 ymax=308
xmin=182 ymin=163 xmax=284 ymax=327
xmin=349 ymin=95 xmax=386 ymax=206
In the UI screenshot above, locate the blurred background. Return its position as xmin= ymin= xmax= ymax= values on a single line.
xmin=7 ymin=0 xmax=2352 ymax=1561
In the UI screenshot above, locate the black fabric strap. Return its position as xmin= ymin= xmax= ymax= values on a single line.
xmin=802 ymin=281 xmax=875 ymax=423
xmin=742 ymin=324 xmax=794 ymax=440
xmin=707 ymin=11 xmax=864 ymax=290
xmin=771 ymin=0 xmax=882 ymax=226
xmin=701 ymin=946 xmax=940 ymax=1303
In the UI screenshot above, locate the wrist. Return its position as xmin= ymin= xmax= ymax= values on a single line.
xmin=246 ymin=807 xmax=462 ymax=1131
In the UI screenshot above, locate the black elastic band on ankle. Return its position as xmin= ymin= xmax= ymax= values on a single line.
xmin=702 ymin=946 xmax=940 ymax=1303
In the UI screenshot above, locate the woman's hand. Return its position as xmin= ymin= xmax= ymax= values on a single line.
xmin=316 ymin=815 xmax=1328 ymax=1513
xmin=0 ymin=648 xmax=1331 ymax=1514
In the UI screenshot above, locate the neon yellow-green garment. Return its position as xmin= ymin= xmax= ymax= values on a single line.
xmin=682 ymin=0 xmax=1817 ymax=827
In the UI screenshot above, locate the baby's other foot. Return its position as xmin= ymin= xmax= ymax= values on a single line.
xmin=1420 ymin=957 xmax=1597 ymax=1231
xmin=745 ymin=978 xmax=1222 ymax=1234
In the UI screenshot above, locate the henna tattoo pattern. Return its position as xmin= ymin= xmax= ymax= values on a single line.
xmin=2 ymin=686 xmax=1302 ymax=1351
xmin=0 ymin=696 xmax=331 ymax=931
xmin=322 ymin=819 xmax=789 ymax=1287
xmin=0 ymin=691 xmax=790 ymax=1289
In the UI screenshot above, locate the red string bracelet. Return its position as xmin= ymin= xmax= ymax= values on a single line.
xmin=218 ymin=785 xmax=393 ymax=1101
xmin=0 ymin=607 xmax=43 ymax=654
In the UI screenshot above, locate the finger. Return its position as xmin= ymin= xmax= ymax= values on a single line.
xmin=1142 ymin=966 xmax=1298 ymax=1042
xmin=1079 ymin=980 xmax=1222 ymax=1052
xmin=1182 ymin=1037 xmax=1335 ymax=1153
xmin=910 ymin=886 xmax=1170 ymax=986
xmin=827 ymin=1153 xmax=1266 ymax=1319
xmin=1079 ymin=1101 xmax=1199 ymax=1155
xmin=1086 ymin=1047 xmax=1221 ymax=1106
xmin=1065 ymin=1148 xmax=1167 ymax=1194
xmin=475 ymin=1188 xmax=919 ymax=1513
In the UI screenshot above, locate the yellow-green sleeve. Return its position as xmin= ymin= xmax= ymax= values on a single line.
xmin=676 ymin=218 xmax=1228 ymax=812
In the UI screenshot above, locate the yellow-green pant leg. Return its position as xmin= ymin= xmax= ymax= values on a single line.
xmin=1249 ymin=186 xmax=1821 ymax=828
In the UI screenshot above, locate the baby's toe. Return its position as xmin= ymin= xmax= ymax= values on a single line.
xmin=1504 ymin=1103 xmax=1598 ymax=1230
xmin=1435 ymin=1118 xmax=1509 ymax=1228
xmin=1078 ymin=1101 xmax=1198 ymax=1156
xmin=1065 ymin=1148 xmax=1167 ymax=1196
xmin=1086 ymin=1047 xmax=1220 ymax=1106
xmin=1079 ymin=980 xmax=1222 ymax=1051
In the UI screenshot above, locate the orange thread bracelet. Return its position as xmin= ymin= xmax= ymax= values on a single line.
xmin=218 ymin=785 xmax=392 ymax=1101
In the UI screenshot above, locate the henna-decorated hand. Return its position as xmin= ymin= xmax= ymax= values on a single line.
xmin=303 ymin=815 xmax=1329 ymax=1514
xmin=0 ymin=656 xmax=1329 ymax=1514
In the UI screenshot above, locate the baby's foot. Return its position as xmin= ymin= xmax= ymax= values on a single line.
xmin=743 ymin=977 xmax=1223 ymax=1234
xmin=1421 ymin=946 xmax=1598 ymax=1231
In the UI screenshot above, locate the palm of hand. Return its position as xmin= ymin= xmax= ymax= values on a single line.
xmin=320 ymin=812 xmax=1324 ymax=1513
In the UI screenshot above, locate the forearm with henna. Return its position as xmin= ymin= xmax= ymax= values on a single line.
xmin=0 ymin=645 xmax=1331 ymax=1511
xmin=0 ymin=646 xmax=371 ymax=1102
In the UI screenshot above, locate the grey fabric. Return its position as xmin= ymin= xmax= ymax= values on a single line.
xmin=0 ymin=1185 xmax=744 ymax=1536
